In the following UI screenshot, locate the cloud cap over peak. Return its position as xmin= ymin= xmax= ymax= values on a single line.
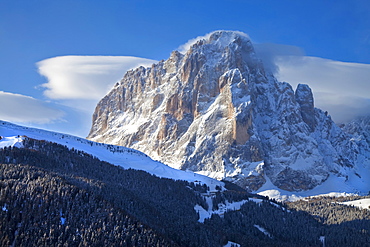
xmin=177 ymin=30 xmax=250 ymax=54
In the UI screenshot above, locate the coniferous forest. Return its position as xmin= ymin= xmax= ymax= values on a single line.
xmin=0 ymin=138 xmax=369 ymax=246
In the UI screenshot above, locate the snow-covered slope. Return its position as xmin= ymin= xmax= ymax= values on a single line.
xmin=0 ymin=120 xmax=223 ymax=190
xmin=341 ymin=116 xmax=370 ymax=146
xmin=340 ymin=198 xmax=370 ymax=210
xmin=256 ymin=173 xmax=369 ymax=201
xmin=88 ymin=30 xmax=370 ymax=195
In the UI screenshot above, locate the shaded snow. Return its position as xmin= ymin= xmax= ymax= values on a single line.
xmin=195 ymin=198 xmax=249 ymax=223
xmin=60 ymin=217 xmax=66 ymax=225
xmin=254 ymin=224 xmax=272 ymax=238
xmin=194 ymin=204 xmax=210 ymax=223
xmin=224 ymin=241 xmax=241 ymax=247
xmin=320 ymin=236 xmax=326 ymax=246
xmin=195 ymin=197 xmax=269 ymax=223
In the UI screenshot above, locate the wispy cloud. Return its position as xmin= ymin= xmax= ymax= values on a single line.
xmin=0 ymin=91 xmax=64 ymax=124
xmin=275 ymin=55 xmax=370 ymax=123
xmin=37 ymin=56 xmax=157 ymax=100
xmin=276 ymin=56 xmax=370 ymax=98
xmin=30 ymin=55 xmax=157 ymax=136
xmin=313 ymin=92 xmax=370 ymax=123
xmin=254 ymin=42 xmax=370 ymax=123
xmin=177 ymin=33 xmax=214 ymax=54
xmin=254 ymin=43 xmax=305 ymax=74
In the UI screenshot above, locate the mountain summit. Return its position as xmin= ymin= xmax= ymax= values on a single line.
xmin=88 ymin=31 xmax=370 ymax=193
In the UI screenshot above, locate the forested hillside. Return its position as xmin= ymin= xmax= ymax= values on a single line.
xmin=0 ymin=163 xmax=175 ymax=246
xmin=286 ymin=196 xmax=370 ymax=245
xmin=0 ymin=138 xmax=369 ymax=246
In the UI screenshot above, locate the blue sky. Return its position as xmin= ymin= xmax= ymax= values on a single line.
xmin=1 ymin=0 xmax=370 ymax=137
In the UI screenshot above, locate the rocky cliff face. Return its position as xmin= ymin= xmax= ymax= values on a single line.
xmin=341 ymin=116 xmax=370 ymax=145
xmin=88 ymin=31 xmax=370 ymax=192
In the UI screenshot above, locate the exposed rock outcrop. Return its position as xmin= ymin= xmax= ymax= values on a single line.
xmin=88 ymin=31 xmax=370 ymax=192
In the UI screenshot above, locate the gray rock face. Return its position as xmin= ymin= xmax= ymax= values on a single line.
xmin=295 ymin=84 xmax=316 ymax=131
xmin=341 ymin=116 xmax=370 ymax=145
xmin=88 ymin=31 xmax=370 ymax=192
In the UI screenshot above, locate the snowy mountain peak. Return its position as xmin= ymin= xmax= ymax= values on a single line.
xmin=179 ymin=30 xmax=250 ymax=53
xmin=189 ymin=30 xmax=251 ymax=51
xmin=88 ymin=31 xmax=370 ymax=195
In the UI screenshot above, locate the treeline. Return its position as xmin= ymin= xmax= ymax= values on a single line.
xmin=1 ymin=138 xmax=369 ymax=246
xmin=286 ymin=196 xmax=370 ymax=246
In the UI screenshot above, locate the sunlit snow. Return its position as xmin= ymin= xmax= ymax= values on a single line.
xmin=256 ymin=172 xmax=369 ymax=201
xmin=340 ymin=198 xmax=370 ymax=210
xmin=0 ymin=120 xmax=223 ymax=191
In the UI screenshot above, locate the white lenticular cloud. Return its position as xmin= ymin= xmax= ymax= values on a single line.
xmin=275 ymin=55 xmax=370 ymax=123
xmin=276 ymin=56 xmax=370 ymax=98
xmin=0 ymin=91 xmax=64 ymax=124
xmin=37 ymin=56 xmax=157 ymax=100
xmin=254 ymin=43 xmax=305 ymax=73
xmin=256 ymin=42 xmax=370 ymax=123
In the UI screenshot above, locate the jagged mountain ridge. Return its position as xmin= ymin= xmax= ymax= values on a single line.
xmin=341 ymin=116 xmax=370 ymax=146
xmin=88 ymin=31 xmax=370 ymax=193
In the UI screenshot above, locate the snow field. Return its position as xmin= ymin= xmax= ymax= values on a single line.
xmin=340 ymin=198 xmax=370 ymax=210
xmin=0 ymin=121 xmax=224 ymax=191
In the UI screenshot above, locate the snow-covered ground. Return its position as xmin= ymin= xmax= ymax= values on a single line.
xmin=0 ymin=136 xmax=24 ymax=148
xmin=340 ymin=198 xmax=370 ymax=210
xmin=193 ymin=196 xmax=283 ymax=224
xmin=254 ymin=224 xmax=272 ymax=238
xmin=195 ymin=198 xmax=249 ymax=223
xmin=0 ymin=120 xmax=223 ymax=191
xmin=224 ymin=241 xmax=240 ymax=247
xmin=256 ymin=172 xmax=368 ymax=201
